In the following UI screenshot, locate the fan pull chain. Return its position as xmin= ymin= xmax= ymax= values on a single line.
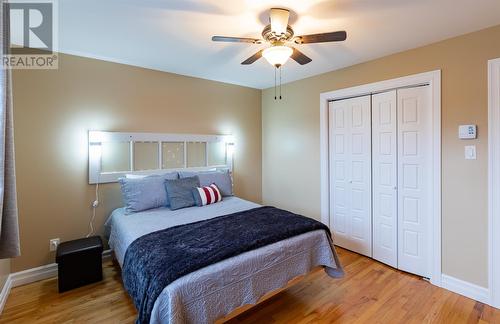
xmin=274 ymin=67 xmax=277 ymax=100
xmin=279 ymin=66 xmax=282 ymax=100
xmin=273 ymin=66 xmax=284 ymax=101
xmin=283 ymin=65 xmax=285 ymax=99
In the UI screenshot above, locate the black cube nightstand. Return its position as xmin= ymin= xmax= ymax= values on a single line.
xmin=55 ymin=236 xmax=103 ymax=292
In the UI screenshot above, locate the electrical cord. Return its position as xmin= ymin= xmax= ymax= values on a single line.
xmin=86 ymin=174 xmax=100 ymax=238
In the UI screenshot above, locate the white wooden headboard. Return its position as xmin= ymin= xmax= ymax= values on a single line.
xmin=88 ymin=131 xmax=234 ymax=184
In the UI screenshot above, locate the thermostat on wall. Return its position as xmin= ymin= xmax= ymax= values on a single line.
xmin=458 ymin=125 xmax=477 ymax=139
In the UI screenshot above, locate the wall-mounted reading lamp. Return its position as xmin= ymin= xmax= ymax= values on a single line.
xmin=87 ymin=132 xmax=104 ymax=237
xmin=88 ymin=131 xmax=105 ymax=183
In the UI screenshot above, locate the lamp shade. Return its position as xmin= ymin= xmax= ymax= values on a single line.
xmin=262 ymin=46 xmax=293 ymax=67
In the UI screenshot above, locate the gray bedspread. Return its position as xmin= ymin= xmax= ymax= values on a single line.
xmin=105 ymin=197 xmax=343 ymax=324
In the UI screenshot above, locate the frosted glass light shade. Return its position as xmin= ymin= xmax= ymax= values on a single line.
xmin=262 ymin=45 xmax=293 ymax=67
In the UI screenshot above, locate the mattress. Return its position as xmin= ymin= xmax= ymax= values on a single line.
xmin=105 ymin=197 xmax=343 ymax=324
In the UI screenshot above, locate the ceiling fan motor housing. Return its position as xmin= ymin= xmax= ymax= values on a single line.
xmin=262 ymin=24 xmax=295 ymax=44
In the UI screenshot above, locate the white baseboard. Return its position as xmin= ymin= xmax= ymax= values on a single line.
xmin=10 ymin=263 xmax=58 ymax=288
xmin=102 ymin=249 xmax=113 ymax=261
xmin=0 ymin=249 xmax=113 ymax=314
xmin=441 ymin=274 xmax=491 ymax=305
xmin=0 ymin=274 xmax=12 ymax=315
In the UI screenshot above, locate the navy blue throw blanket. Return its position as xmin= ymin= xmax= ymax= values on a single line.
xmin=122 ymin=206 xmax=331 ymax=324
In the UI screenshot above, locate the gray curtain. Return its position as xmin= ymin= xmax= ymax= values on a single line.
xmin=0 ymin=0 xmax=20 ymax=258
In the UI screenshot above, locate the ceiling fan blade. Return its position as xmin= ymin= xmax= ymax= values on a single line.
xmin=294 ymin=31 xmax=347 ymax=44
xmin=269 ymin=8 xmax=289 ymax=35
xmin=291 ymin=47 xmax=312 ymax=65
xmin=212 ymin=36 xmax=261 ymax=44
xmin=241 ymin=50 xmax=263 ymax=65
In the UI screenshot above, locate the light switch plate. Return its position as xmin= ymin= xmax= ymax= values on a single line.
xmin=465 ymin=145 xmax=477 ymax=160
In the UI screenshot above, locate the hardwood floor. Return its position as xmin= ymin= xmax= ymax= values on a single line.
xmin=1 ymin=248 xmax=500 ymax=323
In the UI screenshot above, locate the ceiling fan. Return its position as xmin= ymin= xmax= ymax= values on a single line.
xmin=211 ymin=8 xmax=347 ymax=68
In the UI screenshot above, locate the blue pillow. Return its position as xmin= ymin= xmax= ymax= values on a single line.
xmin=119 ymin=172 xmax=178 ymax=214
xmin=164 ymin=176 xmax=200 ymax=210
xmin=179 ymin=169 xmax=233 ymax=196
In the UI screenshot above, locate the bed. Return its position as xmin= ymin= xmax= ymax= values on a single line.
xmin=105 ymin=196 xmax=343 ymax=324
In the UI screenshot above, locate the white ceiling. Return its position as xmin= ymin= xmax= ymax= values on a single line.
xmin=59 ymin=0 xmax=500 ymax=89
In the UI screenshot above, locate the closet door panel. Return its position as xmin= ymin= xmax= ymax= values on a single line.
xmin=397 ymin=86 xmax=432 ymax=278
xmin=372 ymin=90 xmax=398 ymax=268
xmin=349 ymin=97 xmax=372 ymax=257
xmin=329 ymin=96 xmax=372 ymax=257
xmin=329 ymin=101 xmax=350 ymax=244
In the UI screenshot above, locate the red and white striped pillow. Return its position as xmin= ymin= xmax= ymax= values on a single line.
xmin=193 ymin=184 xmax=222 ymax=206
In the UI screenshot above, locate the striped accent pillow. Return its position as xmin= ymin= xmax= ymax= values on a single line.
xmin=192 ymin=184 xmax=223 ymax=206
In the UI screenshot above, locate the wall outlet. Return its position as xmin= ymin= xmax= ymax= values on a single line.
xmin=49 ymin=238 xmax=60 ymax=252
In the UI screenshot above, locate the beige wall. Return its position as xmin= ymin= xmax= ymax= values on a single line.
xmin=262 ymin=24 xmax=500 ymax=287
xmin=11 ymin=25 xmax=500 ymax=287
xmin=12 ymin=53 xmax=262 ymax=272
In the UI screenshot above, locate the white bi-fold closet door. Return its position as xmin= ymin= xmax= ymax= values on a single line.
xmin=330 ymin=86 xmax=432 ymax=278
xmin=329 ymin=95 xmax=373 ymax=257
xmin=397 ymin=86 xmax=432 ymax=277
xmin=371 ymin=90 xmax=398 ymax=267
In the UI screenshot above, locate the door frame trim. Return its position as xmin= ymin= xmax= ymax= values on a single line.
xmin=319 ymin=70 xmax=442 ymax=285
xmin=488 ymin=58 xmax=500 ymax=308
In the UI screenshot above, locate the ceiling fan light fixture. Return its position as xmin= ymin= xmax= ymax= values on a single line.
xmin=212 ymin=7 xmax=347 ymax=70
xmin=262 ymin=45 xmax=293 ymax=67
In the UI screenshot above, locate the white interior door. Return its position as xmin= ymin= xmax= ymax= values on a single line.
xmin=329 ymin=96 xmax=372 ymax=257
xmin=397 ymin=86 xmax=432 ymax=278
xmin=372 ymin=90 xmax=398 ymax=268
